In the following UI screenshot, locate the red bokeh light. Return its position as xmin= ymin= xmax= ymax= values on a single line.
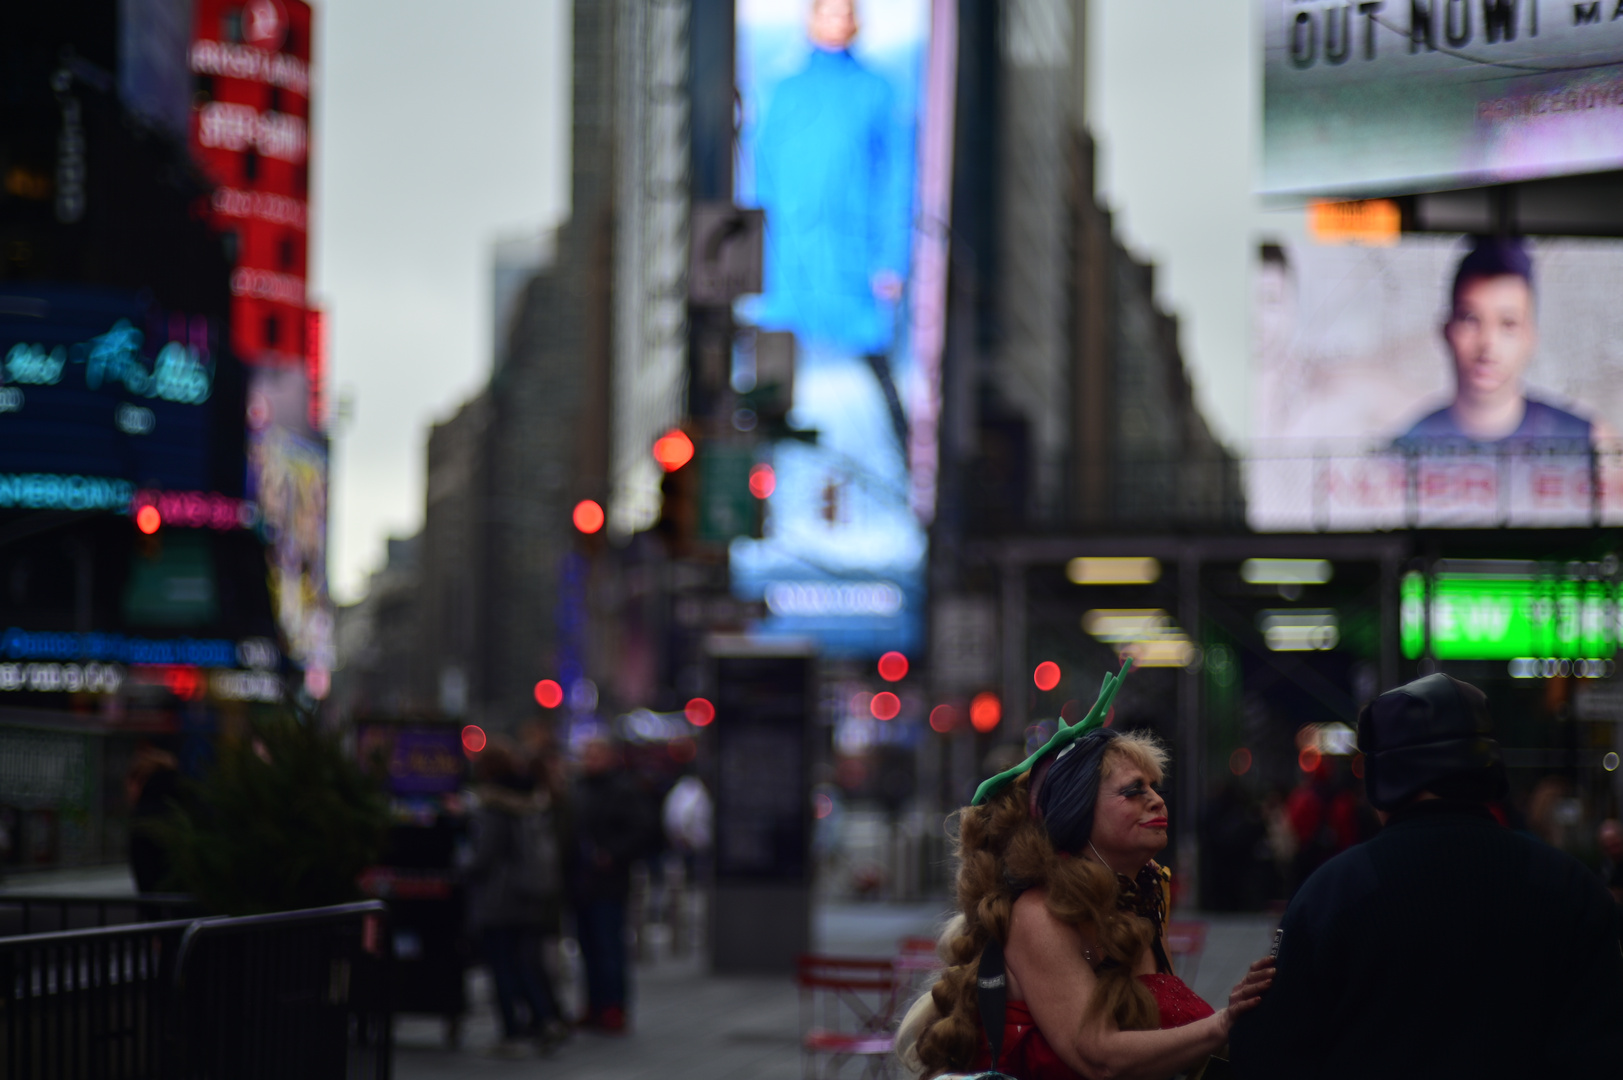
xmin=684 ymin=697 xmax=716 ymax=726
xmin=461 ymin=724 xmax=487 ymax=755
xmin=1298 ymin=745 xmax=1323 ymax=773
xmin=870 ymin=691 xmax=901 ymax=721
xmin=877 ymin=651 xmax=909 ymax=682
xmin=1033 ymin=661 xmax=1061 ymax=691
xmin=135 ymin=505 xmax=162 ymax=534
xmin=1350 ymin=752 xmax=1366 ymax=779
xmin=970 ymin=692 xmax=1001 ymax=733
xmin=929 ymin=704 xmax=958 ymax=733
xmin=1229 ymin=747 xmax=1253 ymax=776
xmin=534 ymin=679 xmax=564 ymax=708
xmin=748 ymin=463 xmax=776 ymax=499
xmin=813 ymin=793 xmax=835 ymax=819
xmin=653 ymin=429 xmax=695 ymax=472
xmin=572 ymin=499 xmax=605 ymax=534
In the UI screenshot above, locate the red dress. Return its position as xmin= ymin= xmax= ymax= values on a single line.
xmin=972 ymin=973 xmax=1215 ymax=1080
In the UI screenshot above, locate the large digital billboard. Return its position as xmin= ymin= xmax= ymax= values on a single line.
xmin=0 ymin=285 xmax=223 ymax=493
xmin=1249 ymin=234 xmax=1623 ymax=530
xmin=1262 ymin=2 xmax=1623 ymax=196
xmin=189 ymin=0 xmax=330 ymax=694
xmin=729 ymin=0 xmax=954 ymax=658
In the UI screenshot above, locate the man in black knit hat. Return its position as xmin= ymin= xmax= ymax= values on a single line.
xmin=1231 ymin=673 xmax=1623 ymax=1079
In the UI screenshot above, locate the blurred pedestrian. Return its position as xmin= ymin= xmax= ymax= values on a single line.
xmin=1231 ymin=674 xmax=1623 ymax=1078
xmin=126 ymin=745 xmax=183 ymax=893
xmin=467 ymin=740 xmax=567 ymax=1058
xmin=572 ymin=736 xmax=653 ymax=1033
xmin=1598 ymin=818 xmax=1623 ymax=906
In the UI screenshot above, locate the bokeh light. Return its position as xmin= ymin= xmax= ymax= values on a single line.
xmin=813 ymin=793 xmax=834 ymax=819
xmin=1351 ymin=752 xmax=1367 ymax=779
xmin=1298 ymin=745 xmax=1322 ymax=773
xmin=1229 ymin=747 xmax=1252 ymax=776
xmin=877 ymin=651 xmax=909 ymax=682
xmin=461 ymin=724 xmax=487 ymax=754
xmin=929 ymin=704 xmax=958 ymax=733
xmin=970 ymin=692 xmax=1001 ymax=733
xmin=684 ymin=697 xmax=716 ymax=726
xmin=748 ymin=462 xmax=776 ymax=499
xmin=653 ymin=429 xmax=695 ymax=471
xmin=572 ymin=499 xmax=605 ymax=534
xmin=534 ymin=679 xmax=563 ymax=708
xmin=870 ymin=691 xmax=901 ymax=721
xmin=1033 ymin=661 xmax=1061 ymax=691
xmin=135 ymin=505 xmax=162 ymax=534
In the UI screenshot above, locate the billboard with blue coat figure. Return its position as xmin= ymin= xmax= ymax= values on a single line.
xmin=732 ymin=0 xmax=946 ymax=659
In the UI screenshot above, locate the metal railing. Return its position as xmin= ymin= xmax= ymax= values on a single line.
xmin=0 ymin=900 xmax=391 ymax=1080
xmin=0 ymin=917 xmax=191 ymax=1078
xmin=0 ymin=894 xmax=201 ymax=937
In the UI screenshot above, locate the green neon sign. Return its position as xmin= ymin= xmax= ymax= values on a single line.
xmin=1400 ymin=571 xmax=1618 ymax=661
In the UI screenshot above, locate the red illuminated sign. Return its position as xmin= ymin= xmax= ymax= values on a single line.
xmin=188 ymin=0 xmax=313 ymax=369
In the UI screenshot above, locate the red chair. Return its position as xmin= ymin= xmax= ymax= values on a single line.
xmin=796 ymin=954 xmax=902 ymax=1079
xmin=1165 ymin=920 xmax=1209 ymax=984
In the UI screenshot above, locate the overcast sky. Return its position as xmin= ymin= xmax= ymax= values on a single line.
xmin=314 ymin=0 xmax=1304 ymax=603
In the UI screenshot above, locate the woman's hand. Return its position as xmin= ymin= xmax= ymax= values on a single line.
xmin=1217 ymin=956 xmax=1276 ymax=1036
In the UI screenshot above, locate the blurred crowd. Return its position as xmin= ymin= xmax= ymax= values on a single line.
xmin=459 ymin=727 xmax=712 ymax=1056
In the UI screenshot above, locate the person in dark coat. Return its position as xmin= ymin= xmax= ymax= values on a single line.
xmin=126 ymin=746 xmax=183 ymax=893
xmin=571 ymin=736 xmax=653 ymax=1033
xmin=467 ymin=741 xmax=567 ymax=1057
xmin=1230 ymin=673 xmax=1623 ymax=1079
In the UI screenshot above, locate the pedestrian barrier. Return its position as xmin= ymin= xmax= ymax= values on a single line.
xmin=0 ymin=899 xmax=392 ymax=1080
xmin=0 ymin=893 xmax=202 ymax=937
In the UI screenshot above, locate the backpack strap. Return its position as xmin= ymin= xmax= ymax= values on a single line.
xmin=976 ymin=937 xmax=1009 ymax=1071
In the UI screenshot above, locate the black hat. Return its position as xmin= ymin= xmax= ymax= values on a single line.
xmin=1357 ymin=673 xmax=1508 ymax=811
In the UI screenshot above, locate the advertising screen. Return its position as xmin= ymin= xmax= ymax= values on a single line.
xmin=1 ymin=285 xmax=223 ymax=495
xmin=1262 ymin=1 xmax=1623 ymax=196
xmin=729 ymin=0 xmax=953 ymax=658
xmin=1249 ymin=234 xmax=1623 ymax=530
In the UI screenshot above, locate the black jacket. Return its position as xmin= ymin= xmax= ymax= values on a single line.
xmin=571 ymin=769 xmax=654 ymax=903
xmin=1231 ymin=801 xmax=1623 ymax=1079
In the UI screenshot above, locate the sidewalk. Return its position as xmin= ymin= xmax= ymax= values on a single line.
xmin=392 ymin=904 xmax=1277 ymax=1080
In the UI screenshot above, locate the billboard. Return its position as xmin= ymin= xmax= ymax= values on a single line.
xmin=729 ymin=0 xmax=954 ymax=658
xmin=0 ymin=285 xmax=225 ymax=494
xmin=189 ymin=0 xmax=330 ymax=694
xmin=1262 ymin=1 xmax=1623 ymax=196
xmin=1249 ymin=234 xmax=1623 ymax=530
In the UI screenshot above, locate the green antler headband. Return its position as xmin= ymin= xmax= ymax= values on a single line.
xmin=970 ymin=658 xmax=1134 ymax=806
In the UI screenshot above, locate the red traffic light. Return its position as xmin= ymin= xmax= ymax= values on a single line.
xmin=534 ymin=679 xmax=564 ymax=709
xmin=748 ymin=463 xmax=776 ymax=499
xmin=684 ymin=697 xmax=716 ymax=726
xmin=1033 ymin=661 xmax=1061 ymax=691
xmin=461 ymin=724 xmax=487 ymax=754
xmin=970 ymin=692 xmax=1001 ymax=733
xmin=135 ymin=505 xmax=162 ymax=534
xmin=653 ymin=429 xmax=695 ymax=472
xmin=877 ymin=651 xmax=908 ymax=682
xmin=573 ymin=499 xmax=605 ymax=534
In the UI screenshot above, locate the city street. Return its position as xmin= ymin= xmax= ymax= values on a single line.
xmin=393 ymin=903 xmax=1276 ymax=1079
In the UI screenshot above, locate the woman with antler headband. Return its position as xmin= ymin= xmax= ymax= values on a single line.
xmin=897 ymin=664 xmax=1275 ymax=1080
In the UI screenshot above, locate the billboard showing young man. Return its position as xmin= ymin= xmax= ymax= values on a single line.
xmin=730 ymin=0 xmax=954 ymax=657
xmin=1249 ymin=234 xmax=1623 ymax=530
xmin=1261 ymin=2 xmax=1623 ymax=196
